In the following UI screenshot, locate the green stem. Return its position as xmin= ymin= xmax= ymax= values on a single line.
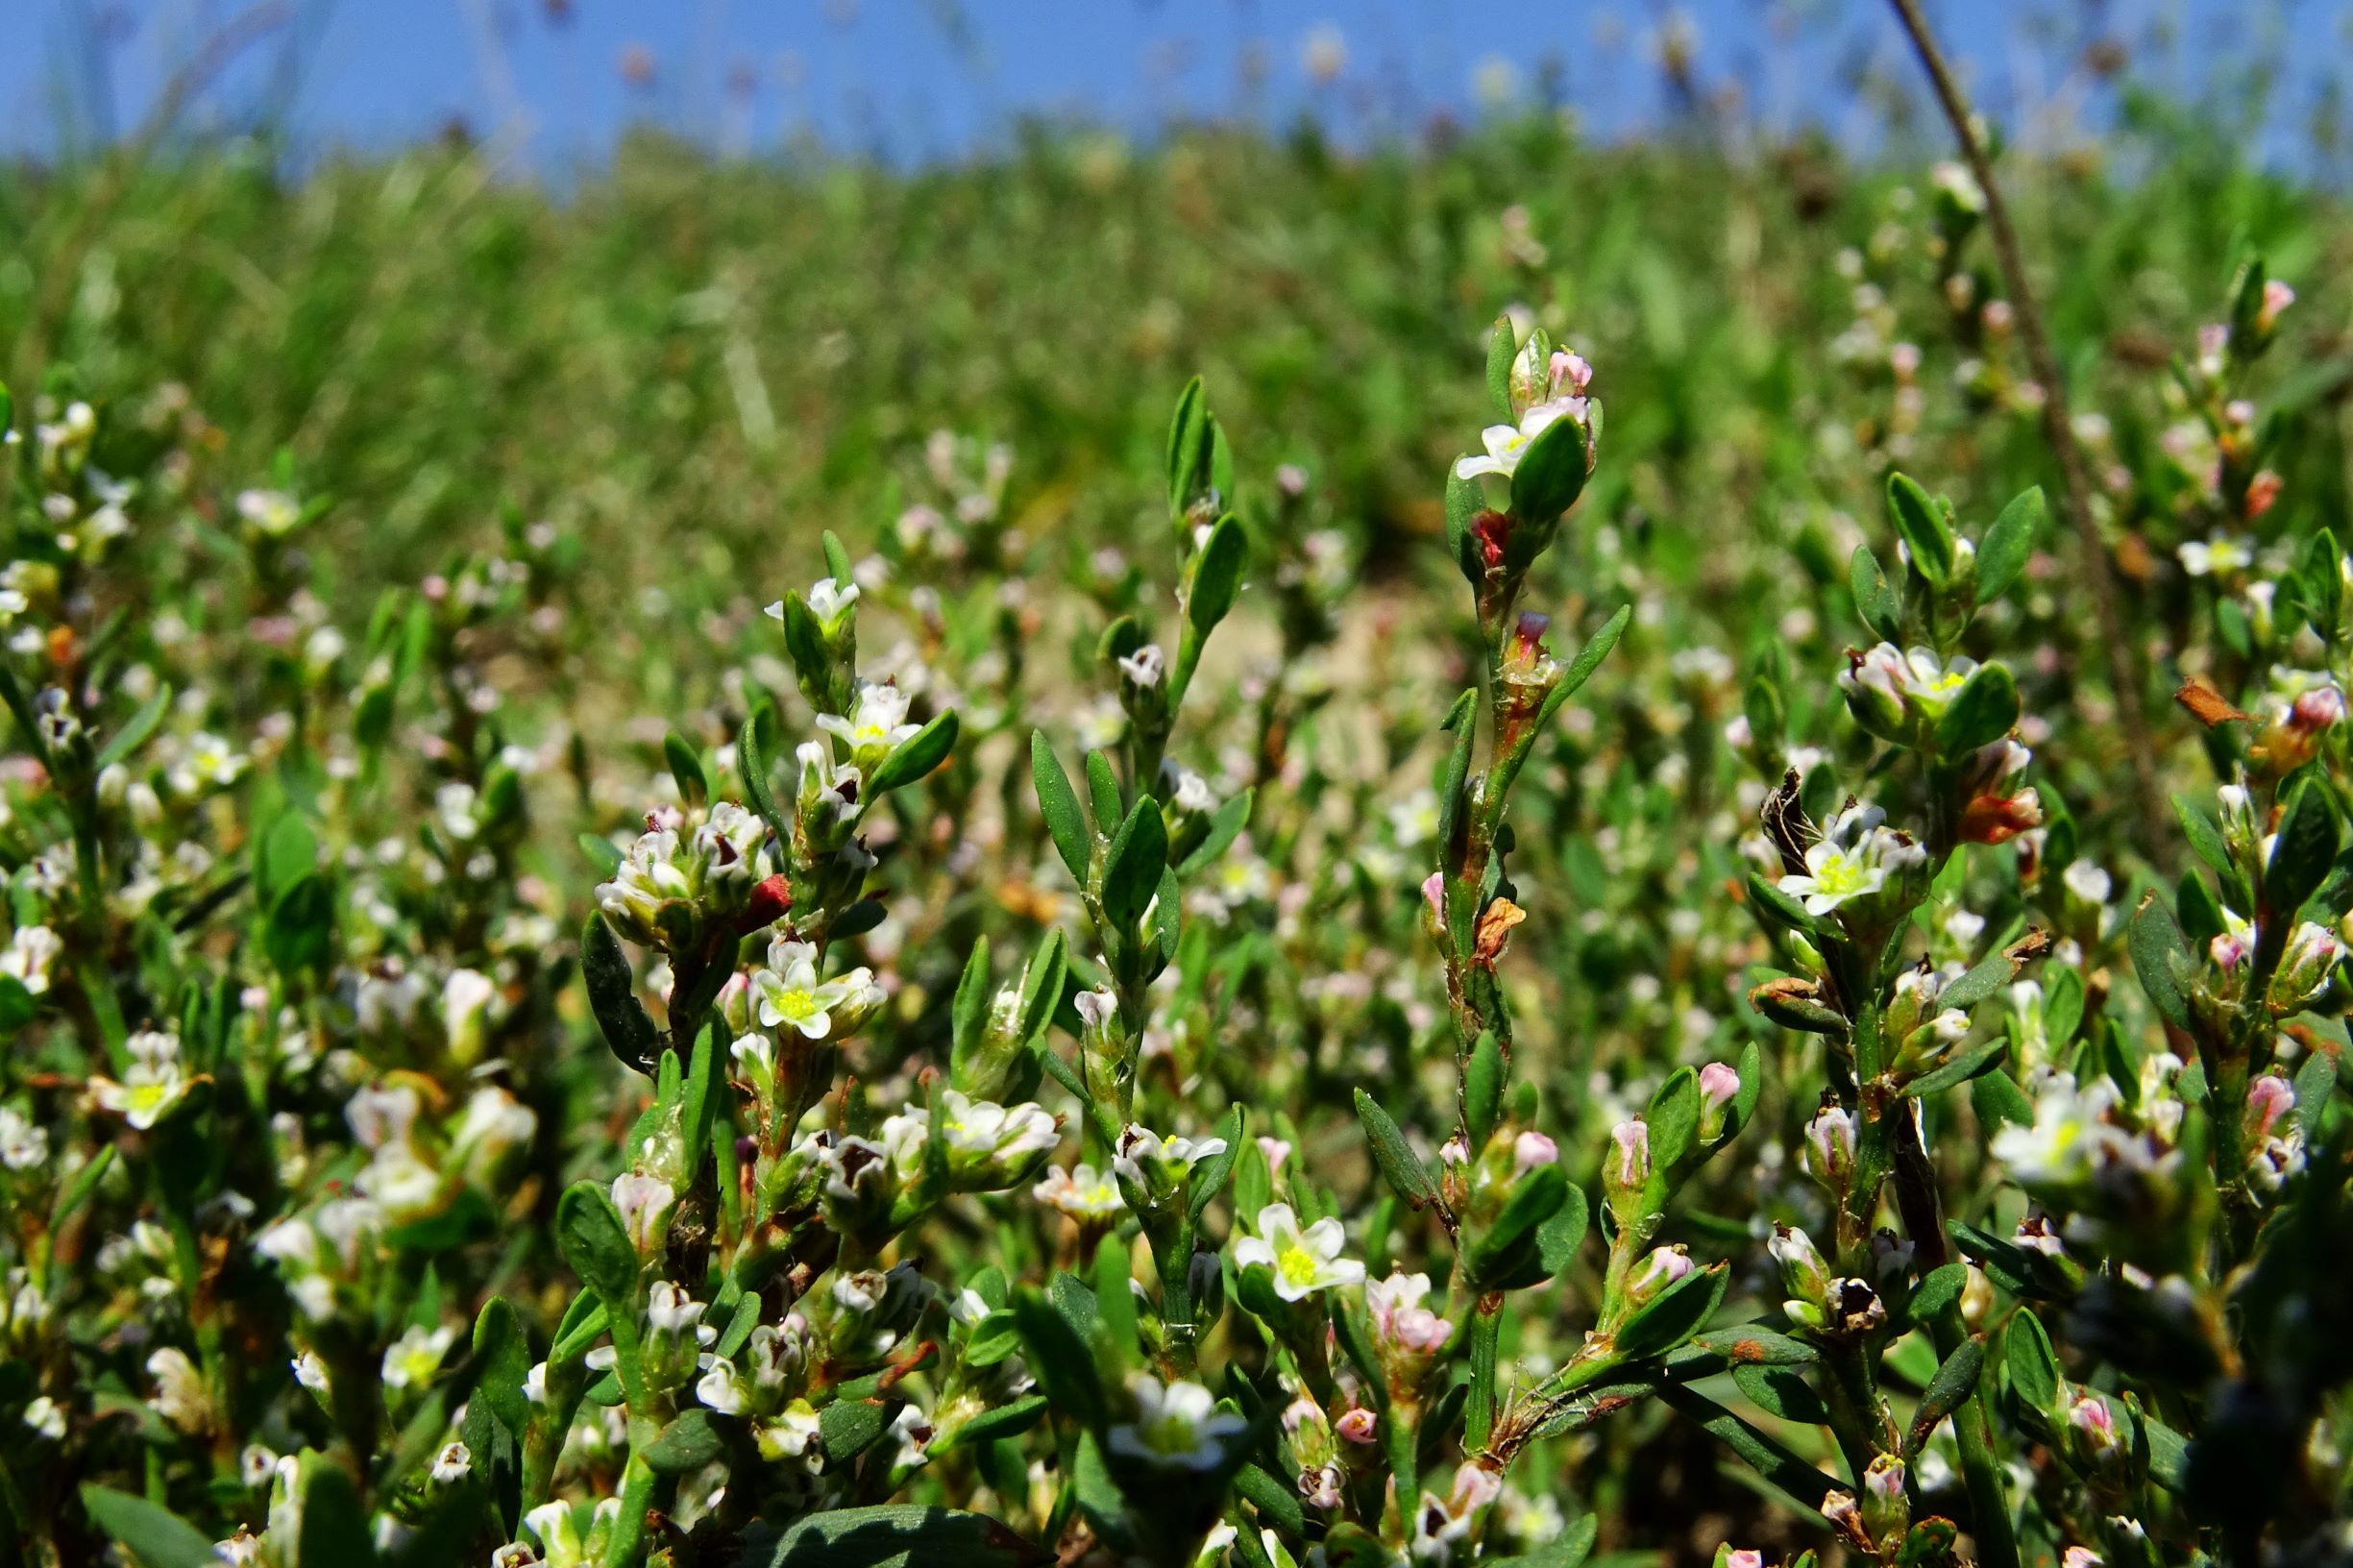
xmin=1932 ymin=1307 xmax=2019 ymax=1568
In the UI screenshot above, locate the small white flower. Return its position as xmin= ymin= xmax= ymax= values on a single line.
xmin=1453 ymin=398 xmax=1586 ymax=483
xmin=429 ymin=1439 xmax=472 ymax=1483
xmin=2179 ymin=535 xmax=2255 ymax=577
xmin=382 ymin=1324 xmax=457 ymax=1390
xmin=816 ymin=680 xmax=920 ymax=763
xmin=1232 ymin=1202 xmax=1365 ymax=1301
xmin=611 ymin=1172 xmax=676 ymax=1252
xmin=1033 ymin=1162 xmax=1126 ymax=1220
xmin=1105 ymin=1373 xmax=1247 ymax=1472
xmin=751 ymin=939 xmax=874 ymax=1040
xmin=21 ymin=1395 xmax=64 ymax=1439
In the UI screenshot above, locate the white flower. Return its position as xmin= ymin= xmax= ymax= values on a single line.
xmin=755 ymin=1400 xmax=822 ymax=1466
xmin=240 ymin=1444 xmax=280 ymax=1486
xmin=1116 ymin=644 xmax=1165 ymax=690
xmin=2062 ymin=859 xmax=2112 ymax=906
xmin=1033 ymin=1162 xmax=1126 ymax=1220
xmin=1777 ymin=804 xmax=1923 ymax=916
xmin=0 ymin=924 xmax=61 ymax=994
xmin=292 ymin=1351 xmax=331 ymax=1393
xmin=1105 ymin=1373 xmax=1247 ymax=1471
xmin=751 ymin=939 xmax=873 ymax=1040
xmin=697 ymin=1355 xmax=747 ymax=1414
xmin=429 ymin=1440 xmax=472 ymax=1482
xmin=0 ymin=1104 xmax=49 ymax=1170
xmin=21 ymin=1395 xmax=64 ymax=1439
xmin=611 ymin=1172 xmax=677 ymax=1252
xmin=147 ymin=1346 xmax=210 ymax=1433
xmin=1454 ymin=398 xmax=1585 ymax=483
xmin=382 ymin=1324 xmax=457 ymax=1390
xmin=816 ymin=680 xmax=920 ymax=763
xmin=89 ymin=1032 xmax=192 ymax=1130
xmin=646 ymin=1280 xmax=707 ymax=1335
xmin=2179 ymin=535 xmax=2255 ymax=577
xmin=1367 ymin=1270 xmax=1452 ymax=1353
xmin=1233 ymin=1202 xmax=1364 ymax=1301
xmin=442 ymin=968 xmax=498 ymax=1057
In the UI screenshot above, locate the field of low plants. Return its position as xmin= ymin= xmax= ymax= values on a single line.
xmin=1 ymin=38 xmax=2351 ymax=1568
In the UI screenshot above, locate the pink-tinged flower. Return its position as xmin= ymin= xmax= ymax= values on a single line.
xmin=1366 ymin=1270 xmax=1452 ymax=1354
xmin=1336 ymin=1407 xmax=1378 ymax=1444
xmin=1511 ymin=1131 xmax=1557 ymax=1175
xmin=2258 ymin=278 xmax=2295 ymax=331
xmin=2245 ymin=1075 xmax=2295 ymax=1141
xmin=1698 ymin=1062 xmax=1740 ymax=1110
xmin=2069 ymin=1393 xmax=2119 ymax=1454
xmin=1607 ymin=1118 xmax=1650 ymax=1187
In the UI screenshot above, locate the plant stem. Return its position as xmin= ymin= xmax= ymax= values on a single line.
xmin=1883 ymin=0 xmax=2168 ymax=857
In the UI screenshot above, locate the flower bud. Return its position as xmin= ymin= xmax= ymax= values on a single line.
xmin=1801 ymin=1105 xmax=1855 ymax=1192
xmin=2271 ymin=922 xmax=2340 ymax=1009
xmin=1624 ymin=1245 xmax=1694 ymax=1310
xmin=1860 ymin=1453 xmax=1909 ymax=1543
xmin=1603 ymin=1118 xmax=1651 ymax=1212
xmin=1697 ymin=1062 xmax=1741 ymax=1141
xmin=1768 ymin=1223 xmax=1832 ymax=1316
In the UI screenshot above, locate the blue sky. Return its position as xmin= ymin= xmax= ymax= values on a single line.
xmin=4 ymin=0 xmax=2345 ymax=170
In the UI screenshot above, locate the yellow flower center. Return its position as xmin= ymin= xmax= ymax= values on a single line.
xmin=1277 ymin=1243 xmax=1320 ymax=1289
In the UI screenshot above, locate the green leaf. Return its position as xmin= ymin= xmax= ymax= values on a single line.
xmin=1976 ymin=486 xmax=2044 ymax=603
xmin=1236 ymin=1463 xmax=1307 ymax=1536
xmin=1614 ymin=1262 xmax=1728 ymax=1360
xmin=1166 ymin=377 xmax=1209 ymax=510
xmin=1100 ymin=796 xmax=1167 ymax=929
xmin=752 ymin=1506 xmax=1047 ymax=1568
xmin=1732 ymin=1362 xmax=1831 ymax=1425
xmin=263 ymin=873 xmax=335 ymax=981
xmin=79 ymin=1485 xmax=224 ymax=1568
xmin=577 ymin=832 xmax=624 ymax=875
xmin=472 ymin=1296 xmax=532 ymax=1442
xmin=1909 ymin=1263 xmax=1970 ymax=1324
xmin=1851 ymin=545 xmax=1902 ymax=642
xmin=740 ymin=713 xmax=789 ymax=842
xmin=1905 ymin=1335 xmax=1987 ymax=1458
xmin=1174 ymin=787 xmax=1253 ymax=876
xmin=1189 ymin=516 xmax=1247 ymax=634
xmin=1030 ymin=733 xmax=1091 ymax=885
xmin=1082 ymin=752 xmax=1123 ymax=850
xmin=1484 ymin=316 xmax=1516 ymax=419
xmin=581 ymin=914 xmax=660 ymax=1075
xmin=1464 ymin=1031 xmax=1504 ymax=1146
xmin=821 ymin=1398 xmax=891 ymax=1467
xmin=1887 ymin=473 xmax=1953 ymax=585
xmin=646 ymin=1409 xmax=726 ymax=1474
xmin=2004 ymin=1308 xmax=2061 ymax=1414
xmin=1646 ymin=1066 xmax=1701 ymax=1170
xmin=1536 ymin=604 xmax=1633 ymax=726
xmin=1902 ymin=1038 xmax=2008 ymax=1098
xmin=1934 ymin=662 xmax=2019 ymax=754
xmin=1745 ymin=871 xmax=1820 ymax=936
xmin=2127 ymin=894 xmax=2194 ymax=1033
xmin=0 ymin=974 xmax=37 ymax=1032
xmin=1354 ymin=1089 xmax=1436 ymax=1210
xmin=1010 ymin=1285 xmax=1104 ymax=1428
xmin=1188 ymin=1102 xmax=1245 ymax=1222
xmin=1445 ymin=470 xmax=1483 ymax=585
xmin=945 ymin=1394 xmax=1048 ymax=1449
xmin=2267 ymin=777 xmax=2341 ymax=921
xmin=1466 ymin=1164 xmax=1568 ymax=1284
xmin=555 ymin=1181 xmax=638 ymax=1304
xmin=1507 ymin=410 xmax=1590 ymax=524
xmin=298 ymin=1456 xmax=379 ymax=1566
xmin=665 ymin=731 xmax=710 ymax=805
xmin=1973 ymin=1066 xmax=2035 ymax=1130
xmin=867 ymin=711 xmax=959 ymax=796
xmin=93 ymin=682 xmax=173 ymax=772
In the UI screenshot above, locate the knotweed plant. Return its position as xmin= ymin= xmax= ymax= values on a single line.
xmin=0 ymin=236 xmax=2347 ymax=1568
